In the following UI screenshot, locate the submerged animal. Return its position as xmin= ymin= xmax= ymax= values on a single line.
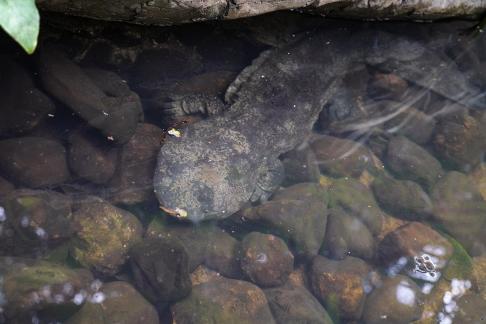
xmin=153 ymin=27 xmax=484 ymax=223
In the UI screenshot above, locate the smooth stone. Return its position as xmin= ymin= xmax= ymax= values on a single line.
xmin=39 ymin=46 xmax=140 ymax=144
xmin=309 ymin=255 xmax=370 ymax=320
xmin=1 ymin=259 xmax=93 ymax=319
xmin=106 ymin=123 xmax=163 ymax=205
xmin=70 ymin=201 xmax=143 ymax=276
xmin=321 ymin=207 xmax=375 ymax=260
xmin=431 ymin=171 xmax=486 ymax=255
xmin=0 ymin=189 xmax=73 ymax=255
xmin=0 ymin=137 xmax=70 ymax=188
xmin=433 ymin=109 xmax=486 ymax=172
xmin=130 ymin=237 xmax=191 ymax=305
xmin=328 ymin=178 xmax=384 ymax=236
xmin=386 ymin=136 xmax=443 ymax=191
xmin=66 ymin=281 xmax=159 ymax=324
xmin=372 ymin=175 xmax=433 ymax=220
xmin=171 ymin=277 xmax=276 ymax=324
xmin=264 ymin=284 xmax=334 ymax=324
xmin=241 ymin=232 xmax=294 ymax=287
xmin=240 ymin=183 xmax=328 ymax=257
xmin=310 ymin=135 xmax=374 ymax=178
xmin=146 ymin=219 xmax=242 ymax=278
xmin=68 ymin=128 xmax=119 ymax=184
xmin=362 ymin=275 xmax=423 ymax=324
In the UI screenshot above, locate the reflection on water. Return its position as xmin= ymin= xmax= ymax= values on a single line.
xmin=0 ymin=12 xmax=486 ymax=323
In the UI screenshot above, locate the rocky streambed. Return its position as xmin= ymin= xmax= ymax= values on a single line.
xmin=0 ymin=12 xmax=486 ymax=324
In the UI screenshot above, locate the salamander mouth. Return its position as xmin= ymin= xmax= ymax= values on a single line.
xmin=159 ymin=205 xmax=188 ymax=219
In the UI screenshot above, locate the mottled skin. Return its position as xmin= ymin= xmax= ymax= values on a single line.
xmin=154 ymin=28 xmax=483 ymax=222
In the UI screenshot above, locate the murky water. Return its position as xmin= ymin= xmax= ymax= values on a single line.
xmin=0 ymin=12 xmax=486 ymax=324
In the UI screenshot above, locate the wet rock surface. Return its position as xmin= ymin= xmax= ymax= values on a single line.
xmin=240 ymin=183 xmax=328 ymax=257
xmin=106 ymin=123 xmax=163 ymax=205
xmin=309 ymin=255 xmax=371 ymax=320
xmin=431 ymin=171 xmax=486 ymax=255
xmin=362 ymin=275 xmax=423 ymax=324
xmin=39 ymin=46 xmax=141 ymax=144
xmin=0 ymin=189 xmax=73 ymax=255
xmin=130 ymin=237 xmax=191 ymax=305
xmin=1 ymin=259 xmax=93 ymax=319
xmin=70 ymin=201 xmax=143 ymax=276
xmin=264 ymin=284 xmax=333 ymax=324
xmin=67 ymin=128 xmax=119 ymax=184
xmin=0 ymin=137 xmax=70 ymax=188
xmin=321 ymin=207 xmax=375 ymax=260
xmin=310 ymin=135 xmax=374 ymax=178
xmin=372 ymin=175 xmax=433 ymax=220
xmin=377 ymin=222 xmax=453 ymax=278
xmin=328 ymin=178 xmax=384 ymax=236
xmin=171 ymin=276 xmax=276 ymax=324
xmin=240 ymin=232 xmax=294 ymax=287
xmin=386 ymin=136 xmax=443 ymax=191
xmin=66 ymin=281 xmax=159 ymax=324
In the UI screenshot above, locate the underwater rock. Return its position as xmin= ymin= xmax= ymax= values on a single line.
xmin=66 ymin=281 xmax=159 ymax=324
xmin=328 ymin=178 xmax=384 ymax=236
xmin=383 ymin=106 xmax=436 ymax=145
xmin=240 ymin=183 xmax=328 ymax=257
xmin=321 ymin=207 xmax=375 ymax=260
xmin=264 ymin=284 xmax=334 ymax=324
xmin=190 ymin=265 xmax=222 ymax=286
xmin=377 ymin=222 xmax=453 ymax=277
xmin=0 ymin=59 xmax=56 ymax=136
xmin=38 ymin=0 xmax=486 ymax=27
xmin=372 ymin=175 xmax=433 ymax=220
xmin=0 ymin=189 xmax=73 ymax=255
xmin=433 ymin=109 xmax=486 ymax=172
xmin=280 ymin=142 xmax=321 ymax=186
xmin=68 ymin=128 xmax=119 ymax=184
xmin=130 ymin=237 xmax=191 ymax=305
xmin=240 ymin=232 xmax=294 ymax=287
xmin=0 ymin=176 xmax=14 ymax=196
xmin=39 ymin=46 xmax=140 ymax=144
xmin=362 ymin=275 xmax=423 ymax=324
xmin=431 ymin=171 xmax=486 ymax=256
xmin=368 ymin=72 xmax=408 ymax=99
xmin=310 ymin=135 xmax=374 ymax=178
xmin=106 ymin=123 xmax=163 ymax=205
xmin=472 ymin=256 xmax=486 ymax=301
xmin=309 ymin=255 xmax=371 ymax=321
xmin=171 ymin=276 xmax=276 ymax=324
xmin=0 ymin=136 xmax=70 ymax=188
xmin=70 ymin=201 xmax=143 ymax=276
xmin=453 ymin=293 xmax=486 ymax=323
xmin=146 ymin=219 xmax=242 ymax=278
xmin=1 ymin=259 xmax=93 ymax=319
xmin=386 ymin=135 xmax=443 ymax=191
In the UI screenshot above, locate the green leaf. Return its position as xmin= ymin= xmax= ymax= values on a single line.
xmin=0 ymin=0 xmax=40 ymax=54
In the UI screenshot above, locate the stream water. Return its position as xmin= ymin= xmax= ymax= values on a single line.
xmin=0 ymin=12 xmax=485 ymax=324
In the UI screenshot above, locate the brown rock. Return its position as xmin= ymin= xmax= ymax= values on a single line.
xmin=66 ymin=281 xmax=159 ymax=324
xmin=309 ymin=255 xmax=371 ymax=320
xmin=68 ymin=128 xmax=119 ymax=184
xmin=0 ymin=176 xmax=14 ymax=197
xmin=171 ymin=277 xmax=276 ymax=324
xmin=378 ymin=222 xmax=453 ymax=279
xmin=241 ymin=232 xmax=294 ymax=287
xmin=310 ymin=135 xmax=374 ymax=178
xmin=362 ymin=275 xmax=423 ymax=324
xmin=106 ymin=123 xmax=163 ymax=204
xmin=70 ymin=201 xmax=143 ymax=276
xmin=0 ymin=137 xmax=70 ymax=188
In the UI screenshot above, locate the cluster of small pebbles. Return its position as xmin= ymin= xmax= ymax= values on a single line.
xmin=0 ymin=12 xmax=486 ymax=324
